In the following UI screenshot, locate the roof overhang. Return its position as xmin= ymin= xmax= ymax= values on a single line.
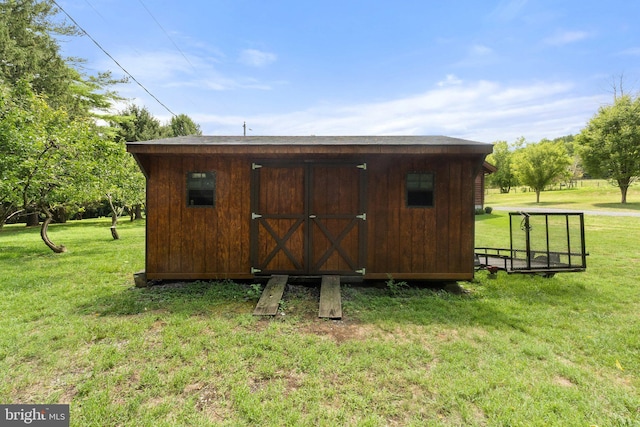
xmin=483 ymin=161 xmax=498 ymax=174
xmin=126 ymin=135 xmax=494 ymax=156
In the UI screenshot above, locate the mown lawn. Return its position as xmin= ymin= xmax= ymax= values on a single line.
xmin=484 ymin=179 xmax=640 ymax=212
xmin=0 ymin=206 xmax=638 ymax=426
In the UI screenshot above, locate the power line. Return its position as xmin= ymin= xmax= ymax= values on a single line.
xmin=83 ymin=0 xmax=107 ymax=23
xmin=137 ymin=0 xmax=196 ymax=72
xmin=52 ymin=0 xmax=177 ymax=117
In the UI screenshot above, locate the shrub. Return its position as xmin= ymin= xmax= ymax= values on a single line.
xmin=385 ymin=276 xmax=409 ymax=296
xmin=484 ymin=206 xmax=493 ymax=214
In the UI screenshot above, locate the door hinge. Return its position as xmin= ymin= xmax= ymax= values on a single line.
xmin=251 ymin=213 xmax=262 ymax=219
xmin=252 ymin=163 xmax=262 ymax=170
xmin=251 ymin=267 xmax=261 ymax=274
xmin=356 ymin=213 xmax=366 ymax=221
xmin=355 ymin=268 xmax=366 ymax=275
xmin=357 ymin=163 xmax=367 ymax=170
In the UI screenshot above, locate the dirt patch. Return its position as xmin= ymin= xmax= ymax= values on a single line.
xmin=247 ymin=370 xmax=305 ymax=396
xmin=553 ymin=376 xmax=576 ymax=387
xmin=184 ymin=382 xmax=227 ymax=422
xmin=299 ymin=319 xmax=380 ymax=343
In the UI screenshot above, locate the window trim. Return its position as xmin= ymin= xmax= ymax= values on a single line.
xmin=405 ymin=171 xmax=435 ymax=208
xmin=186 ymin=171 xmax=216 ymax=208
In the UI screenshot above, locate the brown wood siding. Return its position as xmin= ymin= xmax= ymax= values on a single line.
xmin=366 ymin=156 xmax=478 ymax=279
xmin=142 ymin=152 xmax=483 ymax=281
xmin=145 ymin=155 xmax=251 ymax=279
xmin=475 ymin=173 xmax=484 ymax=207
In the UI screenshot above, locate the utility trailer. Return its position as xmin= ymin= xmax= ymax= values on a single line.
xmin=475 ymin=212 xmax=588 ymax=277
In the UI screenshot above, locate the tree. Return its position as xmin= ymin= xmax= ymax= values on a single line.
xmin=168 ymin=113 xmax=202 ymax=136
xmin=0 ymin=81 xmax=106 ymax=250
xmin=93 ymin=142 xmax=146 ymax=239
xmin=486 ymin=140 xmax=517 ymax=193
xmin=114 ymin=104 xmax=163 ymax=142
xmin=576 ymin=94 xmax=640 ymax=203
xmin=110 ymin=104 xmax=165 ymax=220
xmin=512 ymin=139 xmax=572 ymax=203
xmin=0 ymin=0 xmax=122 ymax=118
xmin=552 ymin=135 xmax=583 ymax=185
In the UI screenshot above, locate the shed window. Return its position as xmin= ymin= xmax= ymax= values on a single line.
xmin=187 ymin=171 xmax=216 ymax=207
xmin=406 ymin=172 xmax=434 ymax=207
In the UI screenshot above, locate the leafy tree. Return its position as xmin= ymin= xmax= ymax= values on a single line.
xmin=114 ymin=104 xmax=163 ymax=142
xmin=552 ymin=135 xmax=583 ymax=184
xmin=168 ymin=113 xmax=202 ymax=136
xmin=512 ymin=139 xmax=572 ymax=203
xmin=576 ymin=94 xmax=640 ymax=203
xmin=0 ymin=81 xmax=106 ymax=250
xmin=486 ymin=140 xmax=517 ymax=193
xmin=0 ymin=0 xmax=140 ymax=243
xmin=0 ymin=0 xmax=122 ymax=118
xmin=110 ymin=104 xmax=165 ymax=221
xmin=90 ymin=139 xmax=145 ymax=239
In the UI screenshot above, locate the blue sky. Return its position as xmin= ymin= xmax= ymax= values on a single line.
xmin=56 ymin=0 xmax=640 ymax=142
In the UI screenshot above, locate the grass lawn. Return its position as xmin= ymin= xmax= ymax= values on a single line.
xmin=484 ymin=179 xmax=640 ymax=212
xmin=1 ymin=204 xmax=639 ymax=425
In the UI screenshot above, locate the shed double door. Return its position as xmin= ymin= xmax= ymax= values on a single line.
xmin=251 ymin=161 xmax=367 ymax=275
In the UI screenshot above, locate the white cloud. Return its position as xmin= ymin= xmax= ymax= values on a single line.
xmin=108 ymin=51 xmax=193 ymax=82
xmin=437 ymin=74 xmax=463 ymax=87
xmin=454 ymin=44 xmax=496 ymax=68
xmin=193 ymin=79 xmax=608 ymax=143
xmin=471 ymin=44 xmax=493 ymax=56
xmin=489 ymin=0 xmax=528 ymax=22
xmin=618 ymin=47 xmax=640 ymax=56
xmin=103 ymin=50 xmax=607 ymax=144
xmin=101 ymin=49 xmax=274 ymax=95
xmin=239 ymin=49 xmax=277 ymax=67
xmin=544 ymin=30 xmax=590 ymax=46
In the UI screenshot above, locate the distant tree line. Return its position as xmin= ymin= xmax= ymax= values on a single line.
xmin=487 ymin=92 xmax=640 ymax=204
xmin=0 ymin=0 xmax=202 ymax=251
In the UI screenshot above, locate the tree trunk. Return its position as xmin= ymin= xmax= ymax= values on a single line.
xmin=2 ymin=208 xmax=24 ymax=227
xmin=40 ymin=207 xmax=66 ymax=253
xmin=618 ymin=179 xmax=629 ymax=204
xmin=110 ymin=213 xmax=120 ymax=240
xmin=26 ymin=209 xmax=39 ymax=227
xmin=134 ymin=204 xmax=143 ymax=220
xmin=53 ymin=206 xmax=67 ymax=223
xmin=106 ymin=194 xmax=120 ymax=240
xmin=536 ymin=190 xmax=541 ymax=203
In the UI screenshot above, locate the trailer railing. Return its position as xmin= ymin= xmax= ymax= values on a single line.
xmin=475 ymin=212 xmax=588 ymax=276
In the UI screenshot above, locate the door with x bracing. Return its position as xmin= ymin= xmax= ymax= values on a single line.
xmin=250 ymin=162 xmax=367 ymax=275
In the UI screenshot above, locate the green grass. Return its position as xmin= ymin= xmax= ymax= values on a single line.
xmin=485 ymin=179 xmax=640 ymax=212
xmin=1 ymin=211 xmax=639 ymax=426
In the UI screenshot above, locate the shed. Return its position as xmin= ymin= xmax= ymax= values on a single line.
xmin=475 ymin=161 xmax=497 ymax=209
xmin=127 ymin=135 xmax=492 ymax=282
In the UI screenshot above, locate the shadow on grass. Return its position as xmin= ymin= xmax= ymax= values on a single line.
xmin=76 ymin=280 xmax=259 ymax=317
xmin=76 ymin=274 xmax=600 ymax=335
xmin=348 ymin=273 xmax=600 ymax=332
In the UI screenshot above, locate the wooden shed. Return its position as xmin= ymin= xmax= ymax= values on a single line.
xmin=475 ymin=161 xmax=497 ymax=210
xmin=127 ymin=136 xmax=492 ymax=282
